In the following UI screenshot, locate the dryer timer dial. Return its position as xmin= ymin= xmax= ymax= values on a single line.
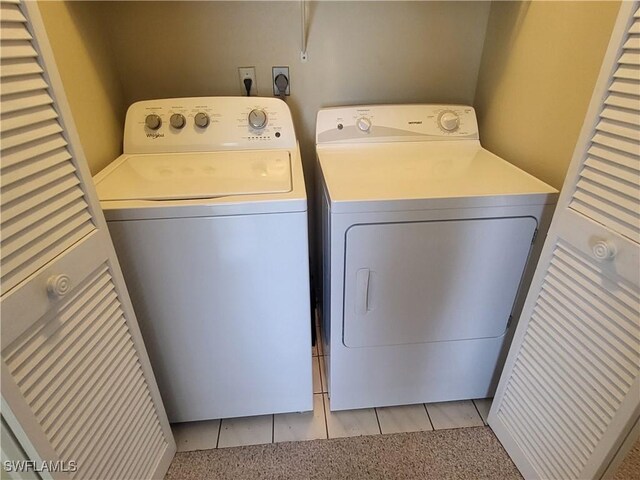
xmin=357 ymin=117 xmax=372 ymax=133
xmin=438 ymin=111 xmax=460 ymax=132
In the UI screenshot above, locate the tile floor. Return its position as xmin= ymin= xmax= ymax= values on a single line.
xmin=172 ymin=321 xmax=493 ymax=452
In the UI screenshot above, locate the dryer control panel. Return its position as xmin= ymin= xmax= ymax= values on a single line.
xmin=124 ymin=97 xmax=297 ymax=154
xmin=316 ymin=104 xmax=479 ymax=144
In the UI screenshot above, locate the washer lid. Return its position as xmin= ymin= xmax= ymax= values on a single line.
xmin=317 ymin=142 xmax=558 ymax=211
xmin=95 ymin=150 xmax=292 ymax=201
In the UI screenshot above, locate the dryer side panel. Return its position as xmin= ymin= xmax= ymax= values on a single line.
xmin=343 ymin=217 xmax=537 ymax=348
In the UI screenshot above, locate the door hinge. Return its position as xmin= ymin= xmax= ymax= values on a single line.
xmin=531 ymin=228 xmax=539 ymax=244
xmin=507 ymin=315 xmax=513 ymax=329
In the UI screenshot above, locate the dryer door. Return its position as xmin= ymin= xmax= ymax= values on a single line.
xmin=343 ymin=216 xmax=537 ymax=348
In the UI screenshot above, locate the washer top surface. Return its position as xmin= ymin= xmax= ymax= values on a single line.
xmin=95 ymin=97 xmax=306 ymax=220
xmin=95 ymin=150 xmax=291 ymax=201
xmin=316 ymin=104 xmax=558 ymax=212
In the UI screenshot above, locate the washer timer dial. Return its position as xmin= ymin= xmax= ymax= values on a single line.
xmin=194 ymin=112 xmax=210 ymax=128
xmin=438 ymin=111 xmax=460 ymax=132
xmin=248 ymin=109 xmax=268 ymax=129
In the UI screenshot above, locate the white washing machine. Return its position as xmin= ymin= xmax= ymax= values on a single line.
xmin=316 ymin=104 xmax=558 ymax=411
xmin=95 ymin=97 xmax=312 ymax=422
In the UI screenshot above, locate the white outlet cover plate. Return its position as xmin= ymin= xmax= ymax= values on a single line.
xmin=238 ymin=67 xmax=257 ymax=96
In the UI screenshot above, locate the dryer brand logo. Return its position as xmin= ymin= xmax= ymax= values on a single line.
xmin=146 ymin=133 xmax=165 ymax=139
xmin=408 ymin=121 xmax=423 ymax=125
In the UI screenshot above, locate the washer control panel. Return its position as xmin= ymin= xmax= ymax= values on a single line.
xmin=316 ymin=104 xmax=479 ymax=144
xmin=124 ymin=97 xmax=296 ymax=154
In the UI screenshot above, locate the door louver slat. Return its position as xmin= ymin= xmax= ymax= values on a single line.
xmin=2 ymin=161 xmax=76 ymax=203
xmin=623 ymin=34 xmax=640 ymax=49
xmin=576 ymin=176 xmax=637 ymax=213
xmin=600 ymin=104 xmax=640 ymax=125
xmin=0 ymin=104 xmax=59 ymax=133
xmin=1 ymin=147 xmax=71 ymax=186
xmin=2 ymin=188 xmax=85 ymax=241
xmin=0 ymin=72 xmax=48 ymax=95
xmin=584 ymin=156 xmax=639 ymax=183
xmin=0 ymin=58 xmax=43 ymax=78
xmin=0 ymin=21 xmax=31 ymax=40
xmin=587 ymin=144 xmax=639 ymax=171
xmin=0 ymin=39 xmax=37 ymax=60
xmin=604 ymin=92 xmax=640 ymax=109
xmin=613 ymin=64 xmax=640 ymax=81
xmin=1 ymin=119 xmax=63 ymax=151
xmin=3 ymin=265 xmax=167 ymax=479
xmin=0 ymin=3 xmax=25 ymax=23
xmin=1 ymin=175 xmax=80 ymax=224
xmin=1 ymin=134 xmax=67 ymax=168
xmin=577 ymin=168 xmax=638 ymax=207
xmin=618 ymin=51 xmax=640 ymax=65
xmin=608 ymin=78 xmax=640 ymax=96
xmin=1 ymin=90 xmax=53 ymax=114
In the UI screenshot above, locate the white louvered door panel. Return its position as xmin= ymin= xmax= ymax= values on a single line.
xmin=0 ymin=0 xmax=95 ymax=295
xmin=489 ymin=4 xmax=640 ymax=480
xmin=0 ymin=1 xmax=175 ymax=478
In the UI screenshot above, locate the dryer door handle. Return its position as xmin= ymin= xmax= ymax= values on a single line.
xmin=356 ymin=268 xmax=372 ymax=315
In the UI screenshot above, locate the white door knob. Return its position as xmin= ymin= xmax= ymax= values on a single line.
xmin=592 ymin=240 xmax=617 ymax=260
xmin=47 ymin=274 xmax=71 ymax=298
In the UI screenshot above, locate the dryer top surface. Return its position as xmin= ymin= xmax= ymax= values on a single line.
xmin=317 ymin=141 xmax=558 ymax=212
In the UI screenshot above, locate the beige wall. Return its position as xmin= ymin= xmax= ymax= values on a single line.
xmin=474 ymin=1 xmax=620 ymax=190
xmin=38 ymin=1 xmax=125 ymax=175
xmin=90 ymin=0 xmax=491 ymax=180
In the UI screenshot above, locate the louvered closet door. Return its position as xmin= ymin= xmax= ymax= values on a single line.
xmin=0 ymin=1 xmax=175 ymax=478
xmin=489 ymin=4 xmax=640 ymax=480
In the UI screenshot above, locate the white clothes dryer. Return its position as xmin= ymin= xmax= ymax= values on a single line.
xmin=316 ymin=104 xmax=558 ymax=411
xmin=95 ymin=97 xmax=312 ymax=422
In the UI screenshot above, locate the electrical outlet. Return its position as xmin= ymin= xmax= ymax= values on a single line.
xmin=238 ymin=67 xmax=257 ymax=96
xmin=272 ymin=66 xmax=290 ymax=96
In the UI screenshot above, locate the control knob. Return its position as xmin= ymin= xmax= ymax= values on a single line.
xmin=145 ymin=114 xmax=162 ymax=130
xmin=438 ymin=111 xmax=460 ymax=131
xmin=357 ymin=117 xmax=372 ymax=133
xmin=170 ymin=113 xmax=186 ymax=129
xmin=194 ymin=112 xmax=210 ymax=128
xmin=248 ymin=109 xmax=268 ymax=129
